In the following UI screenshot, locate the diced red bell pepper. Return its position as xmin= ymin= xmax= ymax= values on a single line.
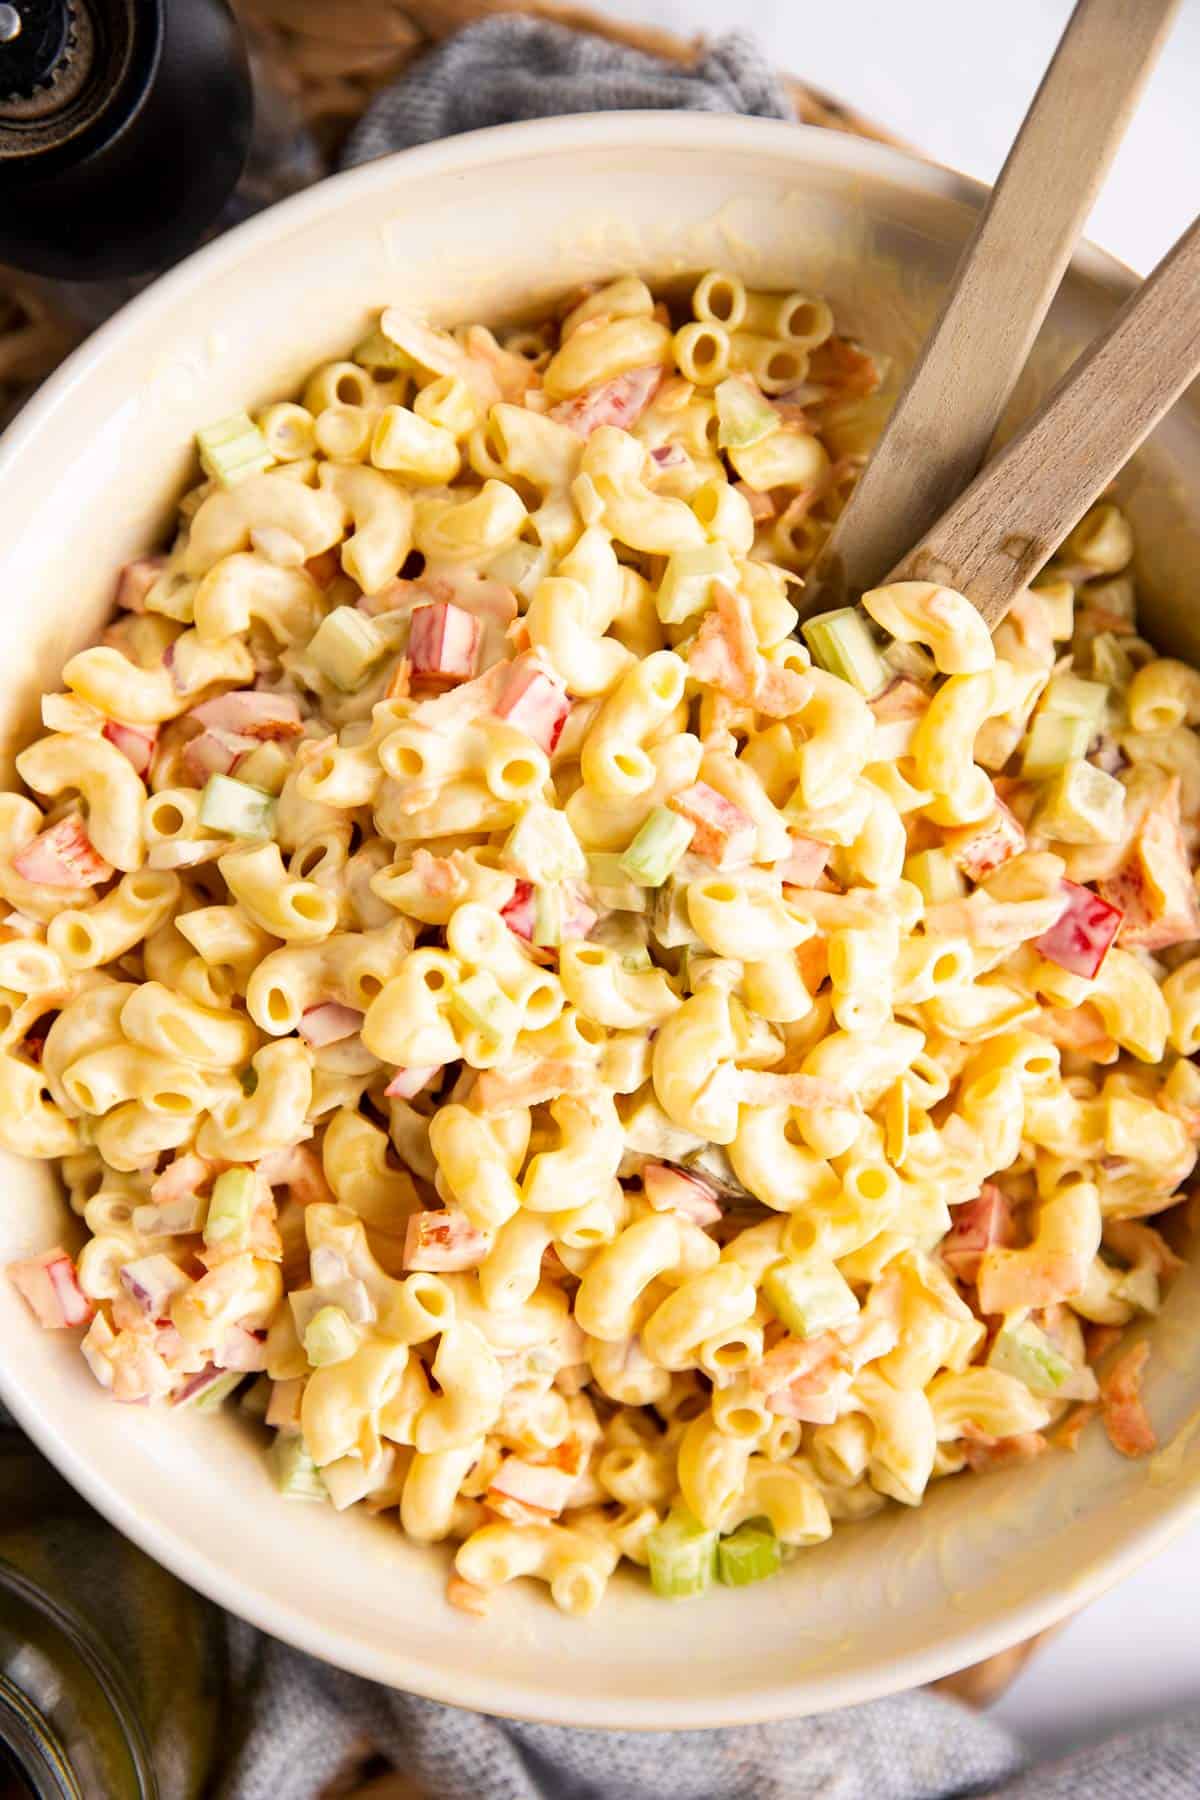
xmin=940 ymin=1183 xmax=1015 ymax=1285
xmin=776 ymin=833 xmax=830 ymax=887
xmin=1035 ymin=880 xmax=1123 ymax=978
xmin=549 ymin=364 xmax=663 ymax=437
xmin=947 ymin=799 xmax=1026 ymax=882
xmin=493 ymin=653 xmax=571 ymax=752
xmin=667 ymin=781 xmax=756 ymax=868
xmin=403 ymin=1209 xmax=489 ymax=1273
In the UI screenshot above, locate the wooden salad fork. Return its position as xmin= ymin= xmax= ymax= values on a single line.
xmin=804 ymin=0 xmax=1182 ymax=621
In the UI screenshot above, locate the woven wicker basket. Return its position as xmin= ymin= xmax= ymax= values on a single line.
xmin=0 ymin=0 xmax=1048 ymax=1714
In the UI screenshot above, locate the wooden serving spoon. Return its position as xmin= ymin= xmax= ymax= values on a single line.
xmin=804 ymin=0 xmax=1181 ymax=617
xmin=883 ymin=212 xmax=1200 ymax=624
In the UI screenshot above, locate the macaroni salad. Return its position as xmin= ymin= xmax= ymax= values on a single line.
xmin=4 ymin=272 xmax=1198 ymax=1616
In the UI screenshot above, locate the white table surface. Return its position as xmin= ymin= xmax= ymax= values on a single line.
xmin=583 ymin=0 xmax=1200 ymax=1759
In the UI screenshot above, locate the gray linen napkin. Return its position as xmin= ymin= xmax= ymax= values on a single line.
xmin=8 ymin=18 xmax=1200 ymax=1799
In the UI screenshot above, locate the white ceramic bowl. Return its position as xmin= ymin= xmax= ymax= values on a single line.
xmin=3 ymin=114 xmax=1200 ymax=1729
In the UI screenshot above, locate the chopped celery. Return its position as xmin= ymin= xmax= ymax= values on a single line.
xmin=1041 ymin=673 xmax=1108 ymax=730
xmin=763 ymin=1259 xmax=858 ymax=1339
xmin=585 ymin=852 xmax=649 ymax=913
xmin=620 ymin=807 xmax=695 ymax=888
xmin=503 ymin=803 xmax=586 ymax=884
xmin=802 ymin=607 xmax=889 ymax=698
xmin=988 ymin=1319 xmax=1071 ymax=1397
xmin=270 ymin=1434 xmax=328 ymax=1502
xmin=451 ymin=970 xmax=519 ymax=1040
xmin=303 ymin=1304 xmax=357 ymax=1368
xmin=651 ymin=875 xmax=703 ymax=949
xmin=1036 ymin=759 xmax=1125 ymax=845
xmin=308 ymin=606 xmax=386 ymax=690
xmin=717 ymin=1520 xmax=781 ymax=1588
xmin=204 ymin=1167 xmax=257 ymax=1251
xmin=1020 ymin=710 xmax=1093 ymax=777
xmin=883 ymin=638 xmax=938 ymax=685
xmin=198 ymin=773 xmax=277 ymax=840
xmin=714 ymin=376 xmax=779 ymax=450
xmin=903 ymin=848 xmax=966 ymax=904
xmin=196 ymin=412 xmax=274 ymax=487
xmin=646 ymin=1506 xmax=718 ymax=1599
xmin=1090 ymin=632 xmax=1134 ymax=689
xmin=655 ymin=544 xmax=737 ymax=626
xmin=533 ymin=884 xmax=563 ymax=948
xmin=352 ymin=328 xmax=412 ymax=371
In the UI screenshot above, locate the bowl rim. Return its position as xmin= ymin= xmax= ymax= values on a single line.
xmin=1 ymin=109 xmax=1195 ymax=1727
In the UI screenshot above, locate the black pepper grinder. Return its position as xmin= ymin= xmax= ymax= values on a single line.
xmin=0 ymin=0 xmax=254 ymax=281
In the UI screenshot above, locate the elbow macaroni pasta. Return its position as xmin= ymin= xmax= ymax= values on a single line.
xmin=3 ymin=274 xmax=1194 ymax=1622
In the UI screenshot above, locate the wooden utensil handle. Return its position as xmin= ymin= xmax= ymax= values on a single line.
xmin=889 ymin=214 xmax=1200 ymax=624
xmin=805 ymin=0 xmax=1180 ymax=615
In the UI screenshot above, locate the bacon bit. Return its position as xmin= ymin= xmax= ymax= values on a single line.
xmin=298 ymin=1003 xmax=364 ymax=1048
xmin=385 ymin=658 xmax=411 ymax=701
xmin=688 ymin=585 xmax=811 ymax=719
xmin=256 ymin=1144 xmax=334 ymax=1207
xmin=642 ymin=1161 xmax=723 ymax=1226
xmin=808 ymin=335 xmax=882 ymax=398
xmin=181 ymin=726 xmax=256 ymax=785
xmin=795 ymin=934 xmax=829 ymax=993
xmin=475 ymin=1058 xmax=596 ymax=1112
xmin=403 ymin=1209 xmax=489 ymax=1273
xmin=408 ymin=601 xmax=481 ymax=688
xmin=190 ymin=691 xmax=303 ymax=739
xmin=13 ymin=815 xmax=113 ymax=888
xmin=1035 ymin=880 xmax=1123 ymax=977
xmin=8 ymin=1247 xmax=94 ymax=1329
xmin=384 ymin=1065 xmax=439 ymax=1100
xmin=667 ymin=781 xmax=756 ymax=868
xmin=941 ymin=1185 xmax=1016 ymax=1285
xmin=1097 ymin=776 xmax=1200 ymax=950
xmin=446 ymin=1575 xmax=491 ymax=1618
xmin=115 ymin=556 xmax=165 ymax=613
xmin=549 ymin=364 xmax=663 ymax=437
xmin=103 ymin=720 xmax=158 ymax=777
xmin=1086 ymin=1324 xmax=1125 ymax=1364
xmin=1100 ymin=1340 xmax=1156 ymax=1458
xmin=731 ymin=1070 xmax=852 ymax=1112
xmin=777 ymin=833 xmax=829 ymax=886
xmin=1028 ymin=1001 xmax=1118 ymax=1062
xmin=1054 ymin=1403 xmax=1099 ymax=1451
xmin=409 ymin=660 xmax=509 ymax=729
xmin=305 ymin=548 xmax=342 ymax=589
xmin=488 ymin=1455 xmax=576 ymax=1516
xmin=735 ymin=480 xmax=776 ymax=523
xmin=947 ymin=801 xmax=1026 ymax=882
xmin=962 ymin=1430 xmax=1048 ymax=1471
xmin=492 ymin=653 xmax=571 ymax=751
